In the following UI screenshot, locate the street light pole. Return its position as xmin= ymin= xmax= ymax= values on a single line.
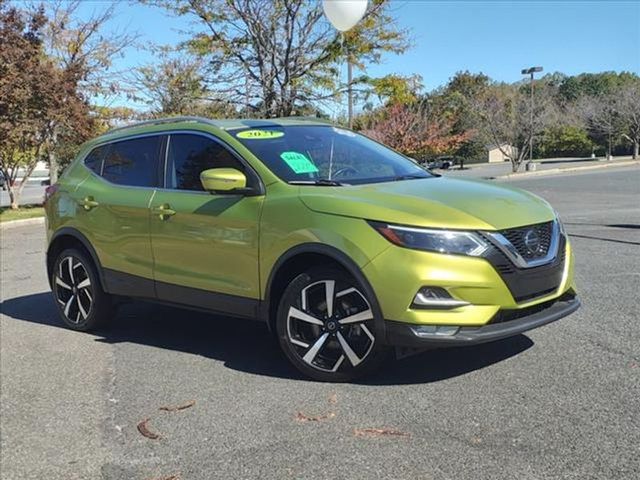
xmin=521 ymin=66 xmax=543 ymax=166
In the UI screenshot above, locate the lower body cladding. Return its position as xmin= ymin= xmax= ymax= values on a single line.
xmin=362 ymin=234 xmax=579 ymax=348
xmin=385 ymin=291 xmax=580 ymax=347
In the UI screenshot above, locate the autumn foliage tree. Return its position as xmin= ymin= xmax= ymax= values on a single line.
xmin=361 ymin=102 xmax=470 ymax=159
xmin=0 ymin=2 xmax=91 ymax=209
xmin=39 ymin=0 xmax=137 ymax=181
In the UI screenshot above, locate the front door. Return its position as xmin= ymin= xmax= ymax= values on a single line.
xmin=149 ymin=132 xmax=264 ymax=318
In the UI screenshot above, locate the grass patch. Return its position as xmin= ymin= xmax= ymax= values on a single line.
xmin=0 ymin=205 xmax=45 ymax=223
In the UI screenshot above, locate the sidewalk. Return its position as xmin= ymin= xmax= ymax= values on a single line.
xmin=442 ymin=156 xmax=638 ymax=180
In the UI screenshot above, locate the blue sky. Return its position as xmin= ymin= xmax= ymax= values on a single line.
xmin=77 ymin=0 xmax=640 ymax=108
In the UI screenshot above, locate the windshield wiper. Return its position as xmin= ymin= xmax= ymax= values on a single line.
xmin=391 ymin=174 xmax=431 ymax=181
xmin=288 ymin=179 xmax=344 ymax=186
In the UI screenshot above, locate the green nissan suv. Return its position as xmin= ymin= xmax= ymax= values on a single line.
xmin=44 ymin=116 xmax=580 ymax=381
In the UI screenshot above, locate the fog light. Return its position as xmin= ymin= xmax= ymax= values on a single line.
xmin=411 ymin=325 xmax=460 ymax=337
xmin=412 ymin=287 xmax=469 ymax=308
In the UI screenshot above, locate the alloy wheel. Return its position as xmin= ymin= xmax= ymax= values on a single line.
xmin=53 ymin=255 xmax=94 ymax=324
xmin=286 ymin=279 xmax=376 ymax=373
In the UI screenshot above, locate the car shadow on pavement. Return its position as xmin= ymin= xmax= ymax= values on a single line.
xmin=2 ymin=292 xmax=533 ymax=385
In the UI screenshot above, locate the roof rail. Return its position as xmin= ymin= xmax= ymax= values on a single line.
xmin=279 ymin=115 xmax=334 ymax=124
xmin=106 ymin=116 xmax=216 ymax=134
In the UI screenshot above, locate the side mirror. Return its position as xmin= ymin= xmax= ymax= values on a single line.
xmin=200 ymin=168 xmax=247 ymax=193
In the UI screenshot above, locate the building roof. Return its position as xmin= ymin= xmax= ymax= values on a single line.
xmin=485 ymin=142 xmax=515 ymax=150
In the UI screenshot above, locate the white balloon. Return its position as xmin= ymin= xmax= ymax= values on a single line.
xmin=322 ymin=0 xmax=368 ymax=32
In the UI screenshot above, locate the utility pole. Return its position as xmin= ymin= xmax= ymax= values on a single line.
xmin=521 ymin=66 xmax=543 ymax=165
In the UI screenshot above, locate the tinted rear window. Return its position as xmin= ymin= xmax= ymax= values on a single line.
xmin=102 ymin=136 xmax=162 ymax=187
xmin=84 ymin=146 xmax=107 ymax=174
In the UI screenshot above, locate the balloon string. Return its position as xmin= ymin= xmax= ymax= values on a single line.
xmin=340 ymin=33 xmax=345 ymax=103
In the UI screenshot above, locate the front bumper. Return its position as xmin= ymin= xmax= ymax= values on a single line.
xmin=385 ymin=292 xmax=580 ymax=347
xmin=362 ymin=232 xmax=576 ymax=327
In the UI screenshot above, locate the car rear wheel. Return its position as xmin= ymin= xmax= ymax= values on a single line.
xmin=51 ymin=248 xmax=112 ymax=331
xmin=276 ymin=267 xmax=389 ymax=382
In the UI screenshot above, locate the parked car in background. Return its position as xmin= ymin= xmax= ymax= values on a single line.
xmin=44 ymin=116 xmax=580 ymax=381
xmin=427 ymin=156 xmax=461 ymax=170
xmin=0 ymin=171 xmax=6 ymax=190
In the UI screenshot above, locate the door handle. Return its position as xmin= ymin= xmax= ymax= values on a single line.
xmin=152 ymin=204 xmax=176 ymax=220
xmin=80 ymin=196 xmax=99 ymax=211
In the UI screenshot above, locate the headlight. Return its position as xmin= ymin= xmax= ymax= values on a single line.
xmin=369 ymin=222 xmax=489 ymax=257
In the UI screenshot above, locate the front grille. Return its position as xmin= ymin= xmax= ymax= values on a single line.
xmin=500 ymin=221 xmax=553 ymax=260
xmin=484 ymin=235 xmax=566 ymax=303
xmin=490 ymin=291 xmax=576 ymax=324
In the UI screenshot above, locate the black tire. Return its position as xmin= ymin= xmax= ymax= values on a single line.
xmin=51 ymin=248 xmax=113 ymax=332
xmin=276 ymin=266 xmax=389 ymax=382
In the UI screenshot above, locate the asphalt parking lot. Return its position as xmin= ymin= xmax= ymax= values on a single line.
xmin=1 ymin=166 xmax=639 ymax=480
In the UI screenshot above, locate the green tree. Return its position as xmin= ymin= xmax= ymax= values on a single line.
xmin=437 ymin=71 xmax=491 ymax=163
xmin=132 ymin=49 xmax=238 ymax=118
xmin=365 ymin=74 xmax=422 ymax=106
xmin=537 ymin=125 xmax=593 ymax=158
xmin=558 ymin=71 xmax=639 ymax=102
xmin=145 ymin=0 xmax=409 ymax=117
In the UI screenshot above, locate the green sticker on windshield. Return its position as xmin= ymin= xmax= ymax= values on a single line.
xmin=280 ymin=151 xmax=319 ymax=174
xmin=236 ymin=129 xmax=284 ymax=140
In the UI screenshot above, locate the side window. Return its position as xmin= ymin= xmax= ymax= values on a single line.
xmin=102 ymin=136 xmax=162 ymax=187
xmin=166 ymin=134 xmax=250 ymax=191
xmin=83 ymin=145 xmax=107 ymax=175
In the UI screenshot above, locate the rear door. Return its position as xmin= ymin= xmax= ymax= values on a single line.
xmin=73 ymin=135 xmax=164 ymax=297
xmin=149 ymin=132 xmax=264 ymax=317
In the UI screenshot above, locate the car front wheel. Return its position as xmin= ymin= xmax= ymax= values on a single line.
xmin=276 ymin=267 xmax=389 ymax=382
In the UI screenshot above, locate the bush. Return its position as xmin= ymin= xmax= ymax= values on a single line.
xmin=537 ymin=126 xmax=594 ymax=158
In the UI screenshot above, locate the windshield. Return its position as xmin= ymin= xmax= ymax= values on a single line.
xmin=233 ymin=125 xmax=431 ymax=185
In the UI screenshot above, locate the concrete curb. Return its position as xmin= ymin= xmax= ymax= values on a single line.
xmin=493 ymin=160 xmax=640 ymax=180
xmin=0 ymin=216 xmax=45 ymax=229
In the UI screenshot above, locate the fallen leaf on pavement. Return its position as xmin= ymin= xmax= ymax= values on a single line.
xmin=328 ymin=393 xmax=337 ymax=404
xmin=146 ymin=475 xmax=179 ymax=480
xmin=295 ymin=411 xmax=336 ymax=422
xmin=137 ymin=418 xmax=162 ymax=440
xmin=159 ymin=400 xmax=196 ymax=412
xmin=353 ymin=428 xmax=410 ymax=438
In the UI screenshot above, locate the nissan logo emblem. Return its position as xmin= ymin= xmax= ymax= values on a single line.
xmin=523 ymin=229 xmax=541 ymax=254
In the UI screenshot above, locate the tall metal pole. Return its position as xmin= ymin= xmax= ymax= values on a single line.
xmin=529 ymin=72 xmax=534 ymax=164
xmin=521 ymin=66 xmax=542 ymax=165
